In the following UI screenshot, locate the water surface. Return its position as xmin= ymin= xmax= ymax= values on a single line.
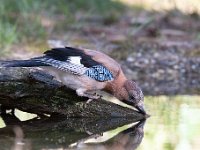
xmin=0 ymin=95 xmax=200 ymax=150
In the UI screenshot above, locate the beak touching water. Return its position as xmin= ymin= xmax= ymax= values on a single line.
xmin=135 ymin=102 xmax=146 ymax=115
xmin=122 ymin=99 xmax=146 ymax=115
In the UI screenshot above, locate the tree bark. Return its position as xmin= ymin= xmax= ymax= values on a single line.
xmin=0 ymin=67 xmax=145 ymax=119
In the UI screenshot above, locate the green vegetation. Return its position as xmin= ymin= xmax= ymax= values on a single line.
xmin=0 ymin=22 xmax=18 ymax=55
xmin=1 ymin=0 xmax=199 ymax=57
xmin=0 ymin=0 xmax=125 ymax=52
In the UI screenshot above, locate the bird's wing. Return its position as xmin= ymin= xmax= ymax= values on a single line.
xmin=82 ymin=48 xmax=121 ymax=77
xmin=33 ymin=47 xmax=117 ymax=82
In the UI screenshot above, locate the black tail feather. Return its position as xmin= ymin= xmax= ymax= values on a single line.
xmin=0 ymin=60 xmax=47 ymax=67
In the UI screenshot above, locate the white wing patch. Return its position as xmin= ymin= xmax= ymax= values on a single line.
xmin=68 ymin=56 xmax=82 ymax=65
xmin=34 ymin=57 xmax=87 ymax=75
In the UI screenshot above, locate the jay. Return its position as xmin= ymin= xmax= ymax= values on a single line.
xmin=1 ymin=47 xmax=146 ymax=114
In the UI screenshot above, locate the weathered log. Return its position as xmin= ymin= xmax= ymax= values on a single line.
xmin=0 ymin=67 xmax=145 ymax=118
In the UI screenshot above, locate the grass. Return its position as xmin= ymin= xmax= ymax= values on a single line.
xmin=0 ymin=22 xmax=18 ymax=54
xmin=0 ymin=0 xmax=125 ymax=54
xmin=1 ymin=0 xmax=199 ymax=56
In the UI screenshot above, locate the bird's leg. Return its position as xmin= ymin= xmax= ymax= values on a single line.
xmin=76 ymin=88 xmax=102 ymax=101
xmin=86 ymin=93 xmax=103 ymax=103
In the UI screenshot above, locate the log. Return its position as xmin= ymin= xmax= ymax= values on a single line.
xmin=0 ymin=67 xmax=145 ymax=118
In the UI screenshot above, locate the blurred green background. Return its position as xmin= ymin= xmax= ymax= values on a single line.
xmin=0 ymin=0 xmax=126 ymax=55
xmin=1 ymin=0 xmax=200 ymax=56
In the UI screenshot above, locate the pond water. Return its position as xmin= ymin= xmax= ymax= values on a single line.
xmin=0 ymin=95 xmax=200 ymax=150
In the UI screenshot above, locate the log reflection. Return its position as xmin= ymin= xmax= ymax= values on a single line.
xmin=0 ymin=113 xmax=146 ymax=150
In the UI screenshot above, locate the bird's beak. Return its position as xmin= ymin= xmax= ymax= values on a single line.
xmin=122 ymin=99 xmax=147 ymax=115
xmin=135 ymin=103 xmax=146 ymax=114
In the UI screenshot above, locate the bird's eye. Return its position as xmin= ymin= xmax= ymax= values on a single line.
xmin=129 ymin=95 xmax=135 ymax=101
xmin=131 ymin=91 xmax=138 ymax=99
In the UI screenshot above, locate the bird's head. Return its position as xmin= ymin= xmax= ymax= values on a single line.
xmin=123 ymin=80 xmax=146 ymax=114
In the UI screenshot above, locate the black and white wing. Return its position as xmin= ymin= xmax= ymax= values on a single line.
xmin=34 ymin=47 xmax=114 ymax=82
xmin=33 ymin=56 xmax=87 ymax=75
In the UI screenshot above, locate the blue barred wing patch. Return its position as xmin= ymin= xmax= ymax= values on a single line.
xmin=85 ymin=65 xmax=113 ymax=82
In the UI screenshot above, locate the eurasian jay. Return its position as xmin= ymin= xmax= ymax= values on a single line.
xmin=1 ymin=47 xmax=146 ymax=114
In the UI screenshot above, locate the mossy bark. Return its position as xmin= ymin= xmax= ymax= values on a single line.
xmin=0 ymin=67 xmax=145 ymax=118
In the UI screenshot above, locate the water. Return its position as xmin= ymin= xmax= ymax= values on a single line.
xmin=0 ymin=95 xmax=200 ymax=150
xmin=141 ymin=96 xmax=200 ymax=150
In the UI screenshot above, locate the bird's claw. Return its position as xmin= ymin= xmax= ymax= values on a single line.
xmin=86 ymin=93 xmax=102 ymax=103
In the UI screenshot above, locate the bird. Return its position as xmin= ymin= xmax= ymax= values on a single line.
xmin=1 ymin=46 xmax=146 ymax=114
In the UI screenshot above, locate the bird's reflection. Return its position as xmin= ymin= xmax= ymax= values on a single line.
xmin=113 ymin=119 xmax=145 ymax=150
xmin=0 ymin=112 xmax=146 ymax=150
xmin=69 ymin=119 xmax=146 ymax=150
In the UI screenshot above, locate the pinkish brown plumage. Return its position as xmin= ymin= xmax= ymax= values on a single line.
xmin=1 ymin=46 xmax=146 ymax=114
